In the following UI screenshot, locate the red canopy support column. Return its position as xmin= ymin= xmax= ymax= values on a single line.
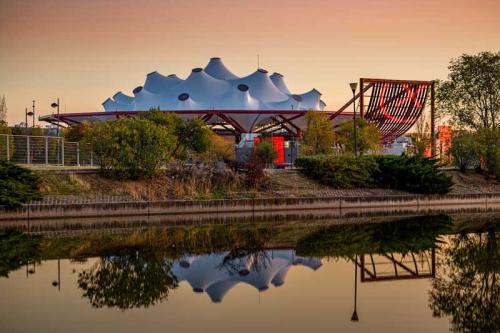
xmin=359 ymin=78 xmax=364 ymax=118
xmin=431 ymin=81 xmax=436 ymax=156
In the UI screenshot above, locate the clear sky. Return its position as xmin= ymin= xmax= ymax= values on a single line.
xmin=0 ymin=0 xmax=499 ymax=125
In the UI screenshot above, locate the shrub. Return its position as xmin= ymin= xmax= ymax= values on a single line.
xmin=295 ymin=154 xmax=378 ymax=188
xmin=296 ymin=154 xmax=453 ymax=194
xmin=0 ymin=160 xmax=41 ymax=209
xmin=450 ymin=132 xmax=481 ymax=172
xmin=372 ymin=155 xmax=453 ymax=194
xmin=85 ymin=117 xmax=177 ymax=179
xmin=139 ymin=111 xmax=212 ymax=160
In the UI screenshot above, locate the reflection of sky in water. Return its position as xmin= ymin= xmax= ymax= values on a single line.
xmin=1 ymin=224 xmax=498 ymax=333
xmin=0 ymin=248 xmax=448 ymax=333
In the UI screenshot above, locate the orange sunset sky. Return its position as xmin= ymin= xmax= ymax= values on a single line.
xmin=1 ymin=0 xmax=499 ymax=125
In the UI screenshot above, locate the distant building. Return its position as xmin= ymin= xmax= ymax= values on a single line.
xmin=383 ymin=135 xmax=412 ymax=155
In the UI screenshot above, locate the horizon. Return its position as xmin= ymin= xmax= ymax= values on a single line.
xmin=1 ymin=0 xmax=499 ymax=125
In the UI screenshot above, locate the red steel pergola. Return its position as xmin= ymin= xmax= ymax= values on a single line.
xmin=39 ymin=78 xmax=435 ymax=150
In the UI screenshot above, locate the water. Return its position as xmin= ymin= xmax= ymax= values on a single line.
xmin=0 ymin=216 xmax=498 ymax=333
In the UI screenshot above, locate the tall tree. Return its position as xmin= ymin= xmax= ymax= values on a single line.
xmin=0 ymin=95 xmax=7 ymax=124
xmin=437 ymin=51 xmax=500 ymax=130
xmin=336 ymin=119 xmax=380 ymax=155
xmin=300 ymin=111 xmax=335 ymax=155
xmin=409 ymin=112 xmax=431 ymax=156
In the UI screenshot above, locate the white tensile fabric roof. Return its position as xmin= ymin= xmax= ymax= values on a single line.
xmin=102 ymin=57 xmax=326 ymax=113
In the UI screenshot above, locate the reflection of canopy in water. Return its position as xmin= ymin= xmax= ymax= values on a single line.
xmin=171 ymin=249 xmax=322 ymax=303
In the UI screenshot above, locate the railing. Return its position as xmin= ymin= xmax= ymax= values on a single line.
xmin=0 ymin=134 xmax=94 ymax=167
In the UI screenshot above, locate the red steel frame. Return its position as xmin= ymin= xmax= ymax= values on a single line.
xmin=39 ymin=78 xmax=434 ymax=144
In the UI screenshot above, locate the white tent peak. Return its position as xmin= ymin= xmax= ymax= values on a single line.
xmin=113 ymin=92 xmax=134 ymax=105
xmin=270 ymin=72 xmax=291 ymax=95
xmin=204 ymin=57 xmax=239 ymax=80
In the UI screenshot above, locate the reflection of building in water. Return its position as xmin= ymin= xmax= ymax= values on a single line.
xmin=172 ymin=249 xmax=322 ymax=302
xmin=355 ymin=249 xmax=436 ymax=282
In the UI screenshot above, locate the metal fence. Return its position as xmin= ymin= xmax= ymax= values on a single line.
xmin=0 ymin=134 xmax=94 ymax=166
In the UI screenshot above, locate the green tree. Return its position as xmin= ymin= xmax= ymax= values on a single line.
xmin=336 ymin=118 xmax=380 ymax=155
xmin=173 ymin=118 xmax=212 ymax=159
xmin=450 ymin=132 xmax=481 ymax=172
xmin=84 ymin=117 xmax=177 ymax=179
xmin=300 ymin=111 xmax=335 ymax=155
xmin=437 ymin=51 xmax=499 ymax=130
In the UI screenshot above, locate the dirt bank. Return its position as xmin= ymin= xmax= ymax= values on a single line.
xmin=36 ymin=168 xmax=499 ymax=204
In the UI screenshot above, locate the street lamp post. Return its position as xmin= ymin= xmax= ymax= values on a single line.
xmin=25 ymin=107 xmax=34 ymax=129
xmin=351 ymin=254 xmax=359 ymax=322
xmin=51 ymin=99 xmax=60 ymax=136
xmin=349 ymin=83 xmax=358 ymax=157
xmin=32 ymin=100 xmax=35 ymax=128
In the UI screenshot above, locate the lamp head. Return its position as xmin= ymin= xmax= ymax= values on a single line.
xmin=351 ymin=310 xmax=359 ymax=322
xmin=349 ymin=82 xmax=358 ymax=93
xmin=51 ymin=102 xmax=59 ymax=108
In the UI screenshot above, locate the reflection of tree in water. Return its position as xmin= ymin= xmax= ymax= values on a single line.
xmin=78 ymin=249 xmax=178 ymax=310
xmin=220 ymin=248 xmax=271 ymax=276
xmin=0 ymin=231 xmax=41 ymax=278
xmin=295 ymin=215 xmax=453 ymax=258
xmin=429 ymin=226 xmax=499 ymax=333
xmin=218 ymin=230 xmax=272 ymax=275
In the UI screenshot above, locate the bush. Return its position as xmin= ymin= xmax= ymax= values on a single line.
xmin=85 ymin=117 xmax=177 ymax=179
xmin=0 ymin=160 xmax=41 ymax=209
xmin=296 ymin=154 xmax=453 ymax=194
xmin=450 ymin=132 xmax=481 ymax=172
xmin=371 ymin=155 xmax=453 ymax=194
xmin=295 ymin=154 xmax=378 ymax=188
xmin=139 ymin=111 xmax=212 ymax=160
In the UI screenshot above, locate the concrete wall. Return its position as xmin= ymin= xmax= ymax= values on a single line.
xmin=0 ymin=193 xmax=499 ymax=232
